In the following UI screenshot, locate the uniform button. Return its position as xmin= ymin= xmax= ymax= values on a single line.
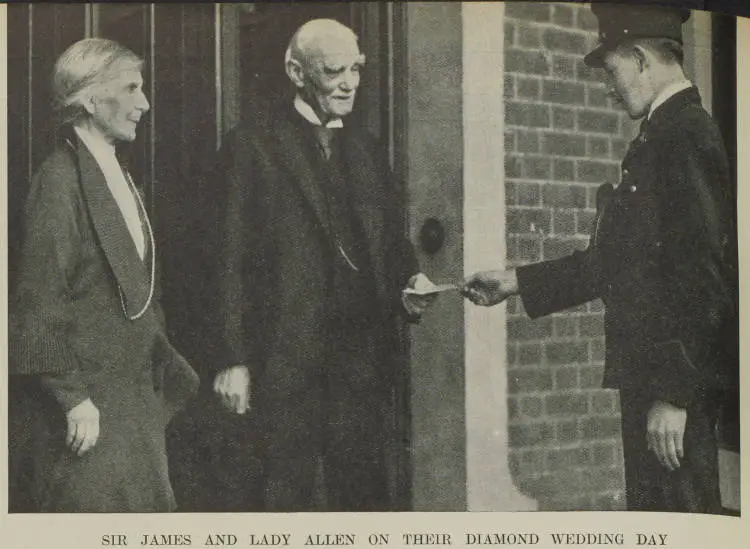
xmin=623 ymin=168 xmax=629 ymax=176
xmin=630 ymin=185 xmax=637 ymax=192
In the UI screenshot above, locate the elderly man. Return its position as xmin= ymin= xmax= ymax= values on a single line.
xmin=9 ymin=38 xmax=198 ymax=512
xmin=464 ymin=4 xmax=737 ymax=514
xmin=187 ymin=19 xmax=434 ymax=512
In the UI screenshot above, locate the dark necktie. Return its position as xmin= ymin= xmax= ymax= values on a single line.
xmin=312 ymin=125 xmax=337 ymax=160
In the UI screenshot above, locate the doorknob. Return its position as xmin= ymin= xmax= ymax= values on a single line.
xmin=419 ymin=217 xmax=445 ymax=255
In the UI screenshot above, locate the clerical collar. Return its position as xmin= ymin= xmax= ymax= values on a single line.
xmin=294 ymin=94 xmax=344 ymax=128
xmin=648 ymin=80 xmax=693 ymax=120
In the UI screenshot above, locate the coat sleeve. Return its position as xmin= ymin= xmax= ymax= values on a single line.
xmin=516 ymin=248 xmax=600 ymax=319
xmin=642 ymin=115 xmax=736 ymax=408
xmin=205 ymin=128 xmax=266 ymax=380
xmin=10 ymin=154 xmax=89 ymax=408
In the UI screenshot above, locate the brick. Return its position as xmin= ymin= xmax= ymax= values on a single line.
xmin=516 ymin=181 xmax=541 ymax=206
xmin=589 ymin=298 xmax=605 ymax=313
xmin=520 ymin=395 xmax=544 ymax=418
xmin=553 ymin=107 xmax=575 ymax=129
xmin=587 ymin=86 xmax=611 ymax=108
xmin=556 ymin=419 xmax=581 ymax=443
xmin=516 ymin=236 xmax=542 ymax=262
xmin=507 ymin=207 xmax=551 ymax=234
xmin=554 ymin=366 xmax=578 ymax=390
xmin=508 ymin=316 xmax=553 ymax=340
xmin=553 ymin=158 xmax=575 ymax=181
xmin=589 ymin=136 xmax=610 ymax=158
xmin=506 ymin=2 xmax=551 ymax=22
xmin=517 ymin=77 xmax=541 ymax=100
xmin=592 ymin=391 xmax=617 ymax=414
xmin=518 ymin=343 xmax=543 ymax=366
xmin=508 ymin=367 xmax=553 ymax=392
xmin=576 ymin=210 xmax=596 ymax=234
xmin=507 ymin=295 xmax=523 ymax=315
xmin=612 ymin=138 xmax=629 ymax=159
xmin=517 ymin=130 xmax=540 ymax=153
xmin=546 ymin=393 xmax=589 ymax=415
xmin=552 ymin=4 xmax=575 ymax=27
xmin=506 ymin=101 xmax=550 ymax=127
xmin=506 ymin=155 xmax=523 ymax=178
xmin=542 ymin=183 xmax=586 ymax=208
xmin=580 ymin=365 xmax=604 ymax=388
xmin=543 ymin=237 xmax=586 ymax=260
xmin=591 ymin=338 xmax=606 ymax=362
xmin=607 ymin=164 xmax=621 ymax=184
xmin=578 ymin=110 xmax=619 ymax=133
xmin=505 ymin=21 xmax=516 ymax=46
xmin=517 ymin=448 xmax=547 ymax=472
xmin=541 ymin=470 xmax=587 ymax=496
xmin=552 ymin=209 xmax=575 ymax=235
xmin=505 ymin=75 xmax=515 ymax=100
xmin=553 ymin=316 xmax=577 ymax=337
xmin=543 ymin=132 xmax=586 ymax=157
xmin=508 ymin=395 xmax=520 ymax=419
xmin=586 ymin=466 xmax=626 ymax=493
xmin=505 ymin=130 xmax=516 ymax=153
xmin=509 ymin=422 xmax=554 ymax=447
xmin=543 ymin=80 xmax=585 ymax=105
xmin=547 ymin=447 xmax=589 ymax=471
xmin=552 ymin=55 xmax=576 ymax=79
xmin=518 ymin=23 xmax=542 ymax=48
xmin=524 ymin=156 xmax=552 ymax=179
xmin=590 ymin=442 xmax=616 ymax=466
xmin=506 ymin=48 xmax=550 ymax=76
xmin=580 ymin=314 xmax=604 ymax=337
xmin=575 ymin=58 xmax=602 ymax=82
xmin=580 ymin=416 xmax=622 ymax=440
xmin=578 ymin=160 xmax=612 ymax=183
xmin=544 ymin=28 xmax=586 ymax=55
xmin=505 ymin=181 xmax=517 ymax=206
xmin=577 ymin=6 xmax=598 ymax=31
xmin=545 ymin=341 xmax=589 ymax=364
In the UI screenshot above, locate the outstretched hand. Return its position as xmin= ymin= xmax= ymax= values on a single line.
xmin=462 ymin=269 xmax=519 ymax=307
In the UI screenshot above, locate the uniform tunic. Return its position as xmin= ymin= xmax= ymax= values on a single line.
xmin=516 ymin=87 xmax=737 ymax=513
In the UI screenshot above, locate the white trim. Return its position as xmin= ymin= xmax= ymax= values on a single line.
xmin=463 ymin=1 xmax=536 ymax=512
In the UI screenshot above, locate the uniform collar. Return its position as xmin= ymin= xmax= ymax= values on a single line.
xmin=294 ymin=94 xmax=344 ymax=128
xmin=644 ymin=85 xmax=703 ymax=132
xmin=648 ymin=80 xmax=693 ymax=120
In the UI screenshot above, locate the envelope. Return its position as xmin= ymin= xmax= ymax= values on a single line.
xmin=402 ymin=282 xmax=460 ymax=296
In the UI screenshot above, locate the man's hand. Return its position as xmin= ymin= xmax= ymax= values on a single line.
xmin=462 ymin=269 xmax=519 ymax=306
xmin=213 ymin=365 xmax=251 ymax=414
xmin=66 ymin=398 xmax=100 ymax=456
xmin=402 ymin=273 xmax=439 ymax=316
xmin=647 ymin=400 xmax=687 ymax=471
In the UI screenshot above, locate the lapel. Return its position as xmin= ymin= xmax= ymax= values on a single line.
xmin=271 ymin=108 xmax=333 ymax=241
xmin=73 ymin=137 xmax=151 ymax=314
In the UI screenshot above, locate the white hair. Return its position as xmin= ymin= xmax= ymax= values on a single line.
xmin=52 ymin=38 xmax=143 ymax=125
xmin=284 ymin=18 xmax=358 ymax=68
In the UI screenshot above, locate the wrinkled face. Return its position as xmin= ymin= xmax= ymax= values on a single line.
xmin=602 ymin=49 xmax=650 ymax=119
xmin=89 ymin=69 xmax=150 ymax=143
xmin=302 ymin=35 xmax=365 ymax=120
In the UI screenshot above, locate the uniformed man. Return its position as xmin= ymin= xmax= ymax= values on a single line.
xmin=463 ymin=3 xmax=737 ymax=513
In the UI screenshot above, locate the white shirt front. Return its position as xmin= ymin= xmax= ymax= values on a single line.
xmin=74 ymin=125 xmax=146 ymax=260
xmin=648 ymin=80 xmax=693 ymax=120
xmin=294 ymin=94 xmax=344 ymax=128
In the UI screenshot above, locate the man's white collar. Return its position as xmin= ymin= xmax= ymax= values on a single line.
xmin=648 ymin=80 xmax=693 ymax=119
xmin=294 ymin=94 xmax=344 ymax=128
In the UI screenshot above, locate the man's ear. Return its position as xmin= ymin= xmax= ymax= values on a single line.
xmin=286 ymin=58 xmax=306 ymax=89
xmin=632 ymin=44 xmax=649 ymax=72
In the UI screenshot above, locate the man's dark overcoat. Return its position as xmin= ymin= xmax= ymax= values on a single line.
xmin=180 ymin=101 xmax=419 ymax=510
xmin=9 ymin=134 xmax=199 ymax=512
xmin=516 ymin=87 xmax=738 ymax=513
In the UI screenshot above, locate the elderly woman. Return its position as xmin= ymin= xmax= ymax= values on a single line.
xmin=9 ymin=38 xmax=198 ymax=512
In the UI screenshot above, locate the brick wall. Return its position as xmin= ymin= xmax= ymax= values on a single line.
xmin=504 ymin=2 xmax=634 ymax=511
